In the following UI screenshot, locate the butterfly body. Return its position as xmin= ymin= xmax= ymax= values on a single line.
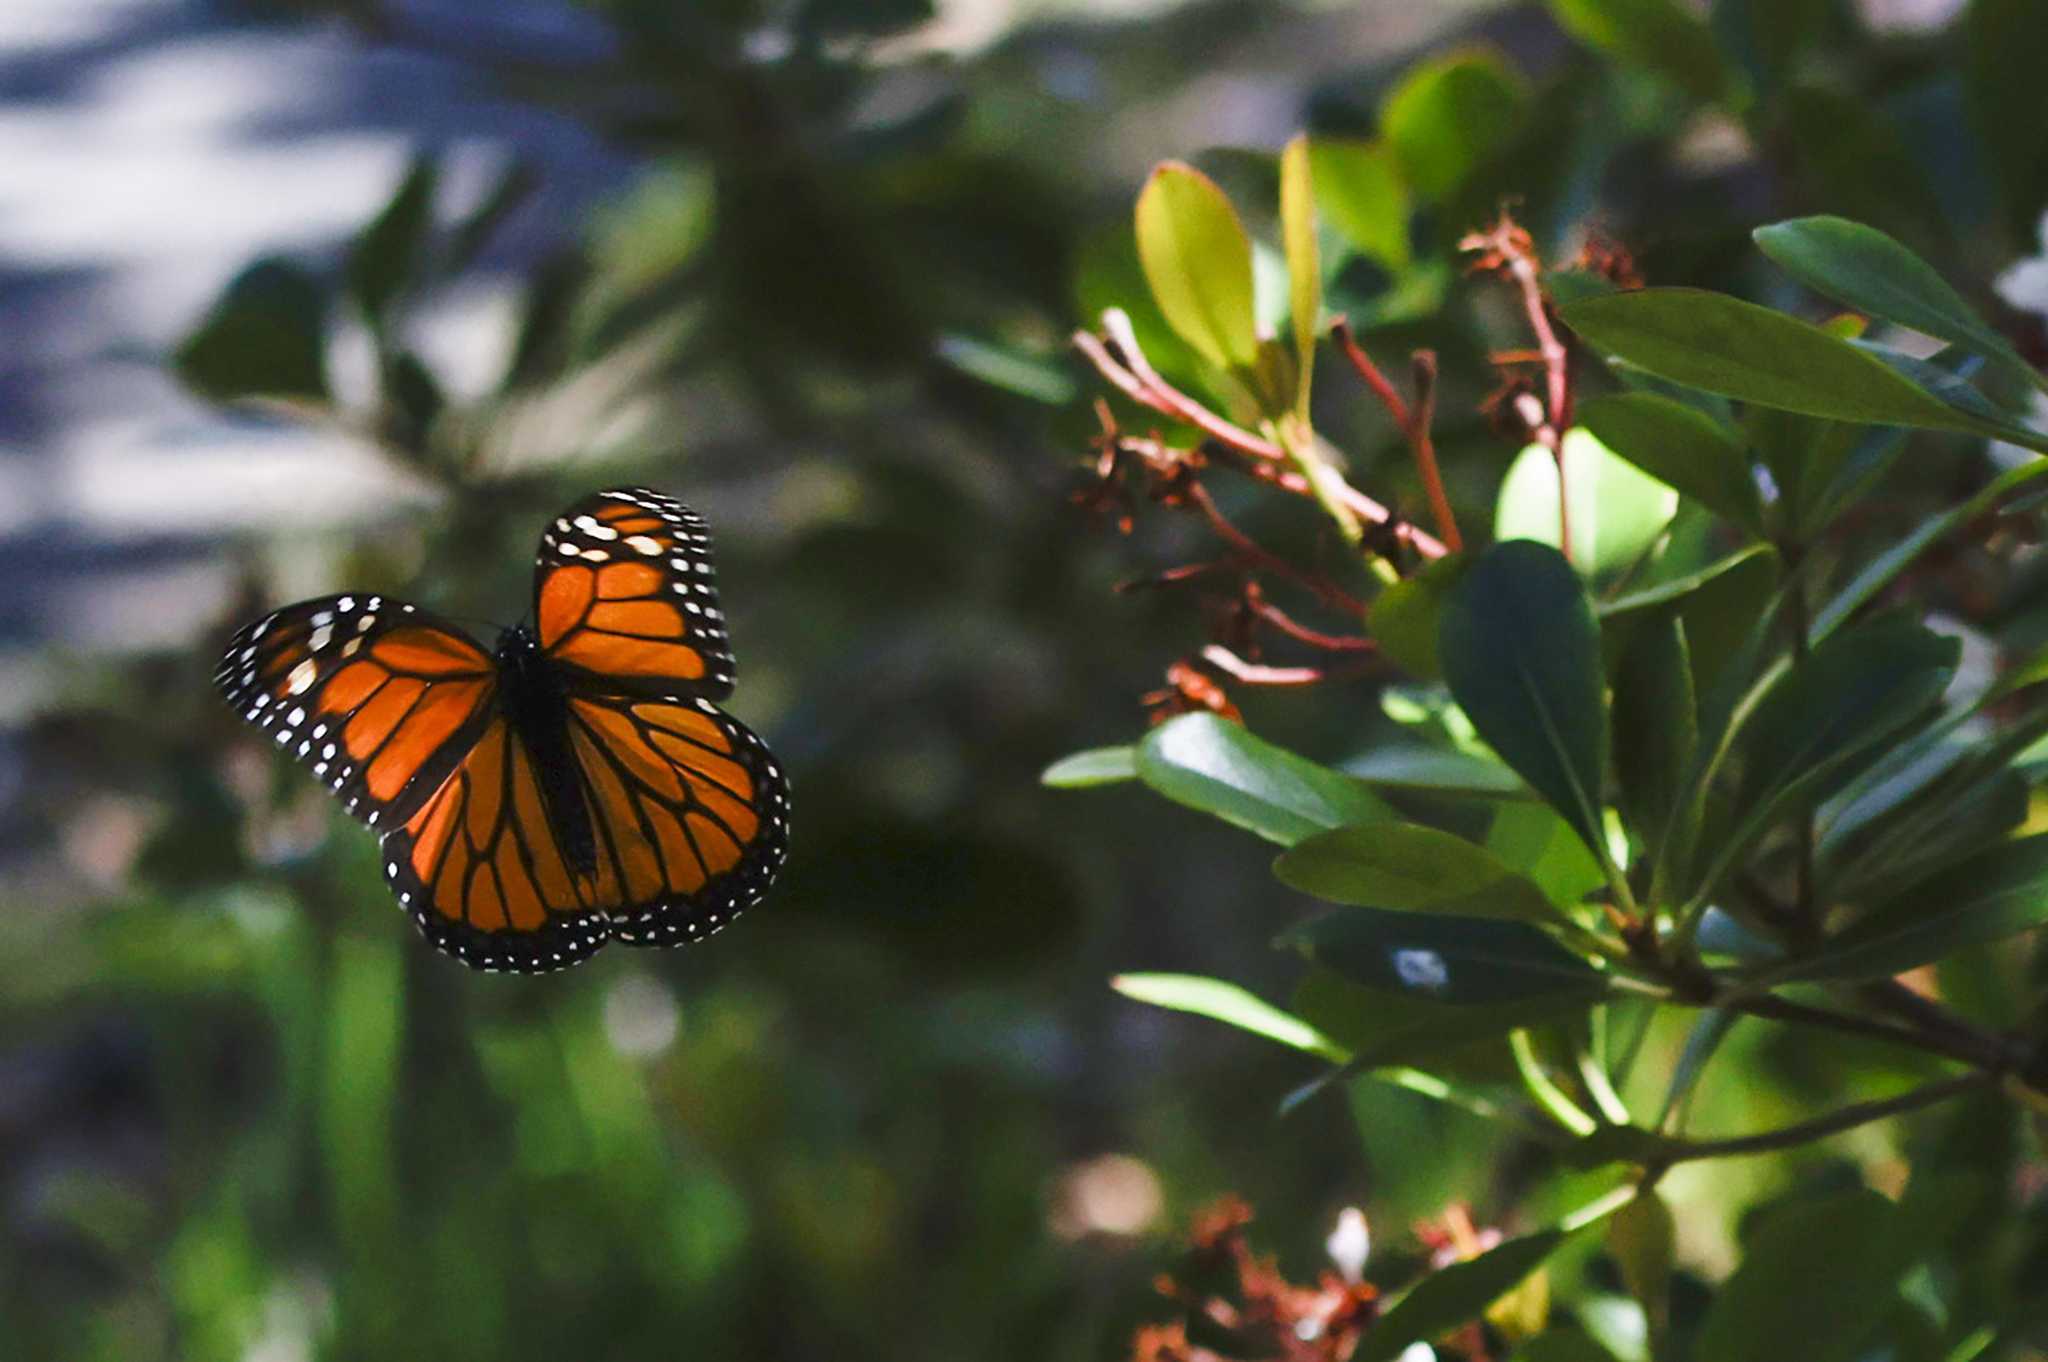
xmin=218 ymin=488 xmax=789 ymax=973
xmin=491 ymin=622 xmax=599 ymax=876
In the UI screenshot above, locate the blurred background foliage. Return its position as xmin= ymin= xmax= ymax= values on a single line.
xmin=6 ymin=0 xmax=2048 ymax=1359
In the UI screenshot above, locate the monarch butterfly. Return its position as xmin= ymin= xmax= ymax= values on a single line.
xmin=215 ymin=487 xmax=789 ymax=972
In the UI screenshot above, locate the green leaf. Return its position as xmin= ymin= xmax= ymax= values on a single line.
xmin=347 ymin=154 xmax=439 ymax=327
xmin=1111 ymin=973 xmax=1343 ymax=1060
xmin=1308 ymin=139 xmax=1410 ymax=270
xmin=1792 ymin=833 xmax=2048 ymax=981
xmin=1612 ymin=613 xmax=1695 ymax=867
xmin=1288 ymin=908 xmax=1607 ymax=1007
xmin=1136 ymin=714 xmax=1394 ymax=846
xmin=1597 ymin=544 xmax=1778 ymax=620
xmin=1134 ymin=162 xmax=1261 ymax=372
xmin=1693 ymin=1190 xmax=1901 ymax=1362
xmin=1488 ymin=803 xmax=1606 ymax=910
xmin=1040 ymin=746 xmax=1136 ymax=788
xmin=1380 ymin=52 xmax=1528 ymax=201
xmin=1511 ymin=1331 xmax=1623 ymax=1362
xmin=1755 ymin=216 xmax=2045 ymax=396
xmin=173 ymin=258 xmax=331 ymax=404
xmin=1341 ymin=744 xmax=1526 ymax=799
xmin=1292 ymin=966 xmax=1587 ymax=1072
xmin=1816 ymin=459 xmax=2048 ymax=640
xmin=1495 ymin=429 xmax=1679 ymax=579
xmin=934 ymin=333 xmax=1078 ymax=406
xmin=1559 ymin=288 xmax=2005 ymax=433
xmin=1372 ymin=554 xmax=1467 ymax=680
xmin=1276 ymin=824 xmax=1564 ymax=925
xmin=1779 ymin=86 xmax=1944 ymax=251
xmin=1575 ymin=392 xmax=1762 ymax=532
xmin=1280 ymin=136 xmax=1319 ymax=423
xmin=1440 ymin=541 xmax=1610 ymax=859
xmin=1545 ymin=0 xmax=1734 ymax=104
xmin=1357 ymin=1229 xmax=1573 ymax=1362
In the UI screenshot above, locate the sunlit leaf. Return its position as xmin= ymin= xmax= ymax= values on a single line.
xmin=1495 ymin=429 xmax=1679 ymax=578
xmin=1341 ymin=744 xmax=1525 ymax=799
xmin=1137 ymin=714 xmax=1394 ymax=846
xmin=1112 ymin=973 xmax=1343 ymax=1059
xmin=1575 ymin=392 xmax=1762 ymax=532
xmin=1280 ymin=135 xmax=1319 ymax=423
xmin=1308 ymin=139 xmax=1410 ymax=269
xmin=1134 ymin=161 xmax=1261 ymax=371
xmin=1372 ymin=553 xmax=1466 ymax=680
xmin=1040 ymin=746 xmax=1137 ymax=788
xmin=1276 ymin=823 xmax=1564 ymax=925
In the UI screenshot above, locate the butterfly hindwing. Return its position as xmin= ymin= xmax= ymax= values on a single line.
xmin=378 ymin=716 xmax=612 ymax=973
xmin=562 ymin=690 xmax=789 ymax=947
xmin=215 ymin=594 xmax=497 ymax=829
xmin=534 ymin=487 xmax=736 ymax=699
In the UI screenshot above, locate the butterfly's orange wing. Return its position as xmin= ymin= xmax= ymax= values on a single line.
xmin=216 ymin=595 xmax=496 ymax=829
xmin=534 ymin=488 xmax=736 ymax=699
xmin=378 ymin=715 xmax=613 ymax=972
xmin=563 ymin=690 xmax=789 ymax=947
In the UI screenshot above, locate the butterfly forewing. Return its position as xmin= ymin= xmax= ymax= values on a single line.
xmin=535 ymin=487 xmax=736 ymax=699
xmin=563 ymin=691 xmax=789 ymax=947
xmin=215 ymin=595 xmax=496 ymax=829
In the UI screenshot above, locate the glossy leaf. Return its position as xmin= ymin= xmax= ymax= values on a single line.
xmin=1280 ymin=136 xmax=1319 ymax=422
xmin=1276 ymin=823 xmax=1563 ymax=925
xmin=1288 ymin=908 xmax=1606 ymax=1007
xmin=1136 ymin=714 xmax=1394 ymax=846
xmin=1755 ymin=216 xmax=2044 ymax=395
xmin=1559 ymin=288 xmax=2002 ymax=432
xmin=1792 ymin=833 xmax=2048 ymax=981
xmin=1693 ymin=1190 xmax=1901 ymax=1362
xmin=1380 ymin=52 xmax=1527 ymax=200
xmin=1111 ymin=974 xmax=1343 ymax=1060
xmin=1341 ymin=744 xmax=1525 ymax=799
xmin=1440 ymin=541 xmax=1610 ymax=859
xmin=1598 ymin=544 xmax=1777 ymax=620
xmin=1495 ymin=429 xmax=1678 ymax=578
xmin=1357 ymin=1230 xmax=1572 ymax=1362
xmin=173 ymin=258 xmax=331 ymax=404
xmin=1545 ymin=0 xmax=1734 ymax=104
xmin=1575 ymin=392 xmax=1762 ymax=531
xmin=1726 ymin=617 xmax=1957 ymax=863
xmin=1040 ymin=746 xmax=1136 ymax=788
xmin=1134 ymin=162 xmax=1260 ymax=372
xmin=1308 ymin=139 xmax=1410 ymax=269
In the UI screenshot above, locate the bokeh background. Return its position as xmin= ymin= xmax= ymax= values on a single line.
xmin=3 ymin=1 xmax=2040 ymax=1359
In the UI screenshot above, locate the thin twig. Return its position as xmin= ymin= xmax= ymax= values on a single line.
xmin=1331 ymin=320 xmax=1411 ymax=430
xmin=1408 ymin=351 xmax=1461 ymax=552
xmin=1657 ymin=1074 xmax=1990 ymax=1163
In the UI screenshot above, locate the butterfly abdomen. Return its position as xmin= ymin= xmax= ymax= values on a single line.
xmin=495 ymin=625 xmax=599 ymax=878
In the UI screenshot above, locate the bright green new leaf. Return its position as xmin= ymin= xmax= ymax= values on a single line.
xmin=1495 ymin=429 xmax=1679 ymax=578
xmin=1357 ymin=1229 xmax=1573 ymax=1362
xmin=1380 ymin=52 xmax=1528 ymax=200
xmin=1792 ymin=833 xmax=2048 ymax=981
xmin=1440 ymin=541 xmax=1610 ymax=859
xmin=1546 ymin=0 xmax=1734 ymax=104
xmin=1137 ymin=713 xmax=1394 ymax=846
xmin=1280 ymin=135 xmax=1319 ymax=422
xmin=1134 ymin=161 xmax=1261 ymax=372
xmin=1559 ymin=288 xmax=2005 ymax=433
xmin=1693 ymin=1191 xmax=1901 ymax=1362
xmin=1287 ymin=908 xmax=1607 ymax=1007
xmin=1307 ymin=139 xmax=1410 ymax=269
xmin=1111 ymin=973 xmax=1344 ymax=1059
xmin=1755 ymin=216 xmax=2045 ymax=395
xmin=1575 ymin=392 xmax=1763 ymax=531
xmin=173 ymin=258 xmax=332 ymax=404
xmin=1276 ymin=823 xmax=1564 ymax=926
xmin=1040 ymin=746 xmax=1136 ymax=788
